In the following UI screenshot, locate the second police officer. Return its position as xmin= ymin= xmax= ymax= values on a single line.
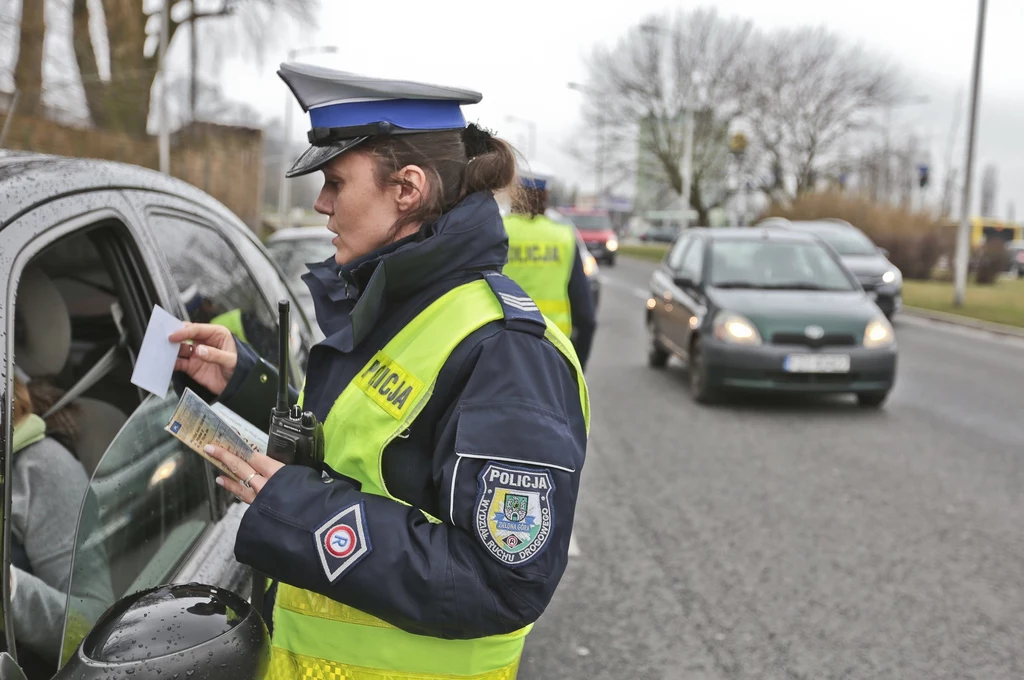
xmin=170 ymin=63 xmax=589 ymax=680
xmin=502 ymin=162 xmax=597 ymax=371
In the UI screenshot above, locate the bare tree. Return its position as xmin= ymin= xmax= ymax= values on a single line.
xmin=581 ymin=8 xmax=756 ymax=225
xmin=12 ymin=0 xmax=45 ymax=116
xmin=741 ymin=26 xmax=900 ymax=202
xmin=68 ymin=0 xmax=317 ymax=135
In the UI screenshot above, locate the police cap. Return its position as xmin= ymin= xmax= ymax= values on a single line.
xmin=278 ymin=63 xmax=483 ymax=178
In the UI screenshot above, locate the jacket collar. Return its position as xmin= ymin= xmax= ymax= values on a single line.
xmin=302 ymin=191 xmax=508 ymax=352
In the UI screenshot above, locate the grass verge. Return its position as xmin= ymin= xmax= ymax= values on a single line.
xmin=618 ymin=243 xmax=670 ymax=261
xmin=902 ymin=278 xmax=1024 ymax=328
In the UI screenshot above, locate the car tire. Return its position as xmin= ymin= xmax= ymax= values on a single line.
xmin=856 ymin=391 xmax=889 ymax=408
xmin=606 ymin=255 xmax=616 ymax=267
xmin=688 ymin=336 xmax=718 ymax=404
xmin=648 ymin=338 xmax=669 ymax=368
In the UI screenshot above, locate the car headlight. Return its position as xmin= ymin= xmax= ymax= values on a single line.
xmin=606 ymin=238 xmax=619 ymax=252
xmin=863 ymin=316 xmax=895 ymax=349
xmin=583 ymin=254 xmax=598 ymax=277
xmin=713 ymin=312 xmax=762 ymax=345
xmin=882 ymin=269 xmax=903 ymax=285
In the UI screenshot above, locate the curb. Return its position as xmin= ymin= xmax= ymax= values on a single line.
xmin=899 ymin=306 xmax=1024 ymax=339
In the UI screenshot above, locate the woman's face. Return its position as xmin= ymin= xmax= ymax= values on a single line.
xmin=314 ymin=151 xmax=424 ymax=265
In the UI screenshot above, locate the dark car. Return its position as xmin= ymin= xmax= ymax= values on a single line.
xmin=561 ymin=208 xmax=619 ymax=265
xmin=0 ymin=151 xmax=317 ymax=676
xmin=760 ymin=218 xmax=903 ymax=318
xmin=639 ymin=224 xmax=679 ymax=243
xmin=646 ymin=227 xmax=898 ymax=407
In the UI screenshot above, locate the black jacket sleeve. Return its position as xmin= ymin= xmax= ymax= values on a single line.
xmin=233 ymin=327 xmax=587 ymax=639
xmin=567 ymin=249 xmax=596 ymax=371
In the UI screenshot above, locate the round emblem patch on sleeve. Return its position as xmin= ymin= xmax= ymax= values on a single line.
xmin=475 ymin=462 xmax=554 ymax=566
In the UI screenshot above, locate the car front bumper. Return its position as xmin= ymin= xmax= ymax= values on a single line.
xmin=866 ymin=284 xmax=902 ymax=316
xmin=703 ymin=339 xmax=897 ymax=393
xmin=585 ymin=241 xmax=615 ymax=259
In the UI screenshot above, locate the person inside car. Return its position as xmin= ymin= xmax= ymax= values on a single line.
xmin=9 ymin=368 xmax=113 ymax=674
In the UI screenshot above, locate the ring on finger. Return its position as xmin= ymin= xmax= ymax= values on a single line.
xmin=241 ymin=472 xmax=258 ymax=489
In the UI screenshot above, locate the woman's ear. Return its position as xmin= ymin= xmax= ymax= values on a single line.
xmin=393 ymin=165 xmax=429 ymax=212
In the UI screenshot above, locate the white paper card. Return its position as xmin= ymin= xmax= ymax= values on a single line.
xmin=131 ymin=305 xmax=186 ymax=396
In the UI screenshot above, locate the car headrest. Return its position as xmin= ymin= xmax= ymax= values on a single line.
xmin=14 ymin=266 xmax=71 ymax=378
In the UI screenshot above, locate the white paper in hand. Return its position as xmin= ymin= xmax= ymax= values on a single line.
xmin=131 ymin=305 xmax=186 ymax=397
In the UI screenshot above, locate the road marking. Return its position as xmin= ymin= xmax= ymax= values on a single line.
xmin=568 ymin=533 xmax=581 ymax=557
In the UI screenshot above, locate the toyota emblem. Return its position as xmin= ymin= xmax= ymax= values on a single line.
xmin=804 ymin=325 xmax=825 ymax=340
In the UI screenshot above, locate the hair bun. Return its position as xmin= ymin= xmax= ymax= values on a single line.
xmin=462 ymin=123 xmax=495 ymax=159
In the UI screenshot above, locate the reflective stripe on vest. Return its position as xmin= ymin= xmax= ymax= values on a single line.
xmin=210 ymin=308 xmax=248 ymax=343
xmin=268 ymin=278 xmax=589 ymax=680
xmin=501 ymin=215 xmax=576 ymax=336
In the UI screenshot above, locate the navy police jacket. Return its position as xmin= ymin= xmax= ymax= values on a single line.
xmin=214 ymin=192 xmax=588 ymax=640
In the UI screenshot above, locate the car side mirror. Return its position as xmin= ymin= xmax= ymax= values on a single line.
xmin=56 ymin=583 xmax=270 ymax=680
xmin=878 ymin=247 xmax=890 ymax=258
xmin=673 ymin=275 xmax=696 ymax=289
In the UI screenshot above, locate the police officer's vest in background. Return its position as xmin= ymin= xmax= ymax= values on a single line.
xmin=210 ymin=308 xmax=248 ymax=343
xmin=501 ymin=214 xmax=576 ymax=336
xmin=268 ymin=275 xmax=590 ymax=680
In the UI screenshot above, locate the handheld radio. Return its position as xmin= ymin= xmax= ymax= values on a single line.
xmin=265 ymin=300 xmax=325 ymax=471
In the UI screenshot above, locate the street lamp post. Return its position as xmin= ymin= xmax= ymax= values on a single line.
xmin=158 ymin=0 xmax=170 ymax=174
xmin=278 ymin=45 xmax=338 ymax=227
xmin=953 ymin=0 xmax=988 ymax=308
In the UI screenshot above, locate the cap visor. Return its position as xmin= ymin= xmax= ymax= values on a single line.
xmin=285 ymin=137 xmax=369 ymax=178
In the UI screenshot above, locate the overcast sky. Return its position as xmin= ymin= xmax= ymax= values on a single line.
xmin=9 ymin=0 xmax=1024 ymax=217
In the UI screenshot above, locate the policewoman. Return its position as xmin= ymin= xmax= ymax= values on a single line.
xmin=502 ymin=163 xmax=596 ymax=371
xmin=170 ymin=62 xmax=589 ymax=680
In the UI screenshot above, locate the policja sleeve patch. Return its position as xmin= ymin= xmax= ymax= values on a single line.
xmin=314 ymin=502 xmax=372 ymax=582
xmin=475 ymin=462 xmax=554 ymax=566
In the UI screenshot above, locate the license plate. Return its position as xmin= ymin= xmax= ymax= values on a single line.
xmin=783 ymin=354 xmax=851 ymax=373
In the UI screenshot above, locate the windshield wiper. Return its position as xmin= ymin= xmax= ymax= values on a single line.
xmin=759 ymin=282 xmax=841 ymax=291
xmin=711 ymin=281 xmax=765 ymax=289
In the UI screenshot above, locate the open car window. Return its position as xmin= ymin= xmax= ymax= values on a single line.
xmin=60 ymin=390 xmax=215 ymax=663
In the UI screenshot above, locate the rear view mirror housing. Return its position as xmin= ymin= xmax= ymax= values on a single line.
xmin=56 ymin=583 xmax=270 ymax=680
xmin=878 ymin=247 xmax=890 ymax=258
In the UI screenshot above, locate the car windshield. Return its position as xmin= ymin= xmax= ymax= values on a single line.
xmin=807 ymin=227 xmax=878 ymax=256
xmin=709 ymin=239 xmax=856 ymax=291
xmin=569 ymin=214 xmax=614 ymax=231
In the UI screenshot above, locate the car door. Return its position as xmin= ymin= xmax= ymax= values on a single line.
xmin=649 ymin=234 xmax=692 ymax=354
xmin=0 ymin=189 xmax=229 ymax=674
xmin=672 ymin=235 xmax=708 ymax=360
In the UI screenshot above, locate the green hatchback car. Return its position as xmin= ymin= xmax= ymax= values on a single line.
xmin=646 ymin=227 xmax=898 ymax=407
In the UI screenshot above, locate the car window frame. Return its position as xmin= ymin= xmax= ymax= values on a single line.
xmin=0 ymin=193 xmax=174 ymax=666
xmin=666 ymin=234 xmax=693 ymax=272
xmin=678 ymin=236 xmax=706 ymax=284
xmin=135 ymin=195 xmax=313 ymax=388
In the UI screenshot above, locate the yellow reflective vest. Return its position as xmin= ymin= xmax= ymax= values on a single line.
xmin=501 ymin=214 xmax=576 ymax=336
xmin=267 ymin=278 xmax=590 ymax=680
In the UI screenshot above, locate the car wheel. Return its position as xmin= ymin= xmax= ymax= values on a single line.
xmin=856 ymin=391 xmax=889 ymax=408
xmin=606 ymin=255 xmax=616 ymax=267
xmin=648 ymin=337 xmax=669 ymax=368
xmin=688 ymin=337 xmax=718 ymax=404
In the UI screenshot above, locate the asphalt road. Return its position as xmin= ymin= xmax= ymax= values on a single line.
xmin=519 ymin=256 xmax=1024 ymax=680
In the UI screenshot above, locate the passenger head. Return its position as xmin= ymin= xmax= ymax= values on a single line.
xmin=13 ymin=374 xmax=32 ymax=426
